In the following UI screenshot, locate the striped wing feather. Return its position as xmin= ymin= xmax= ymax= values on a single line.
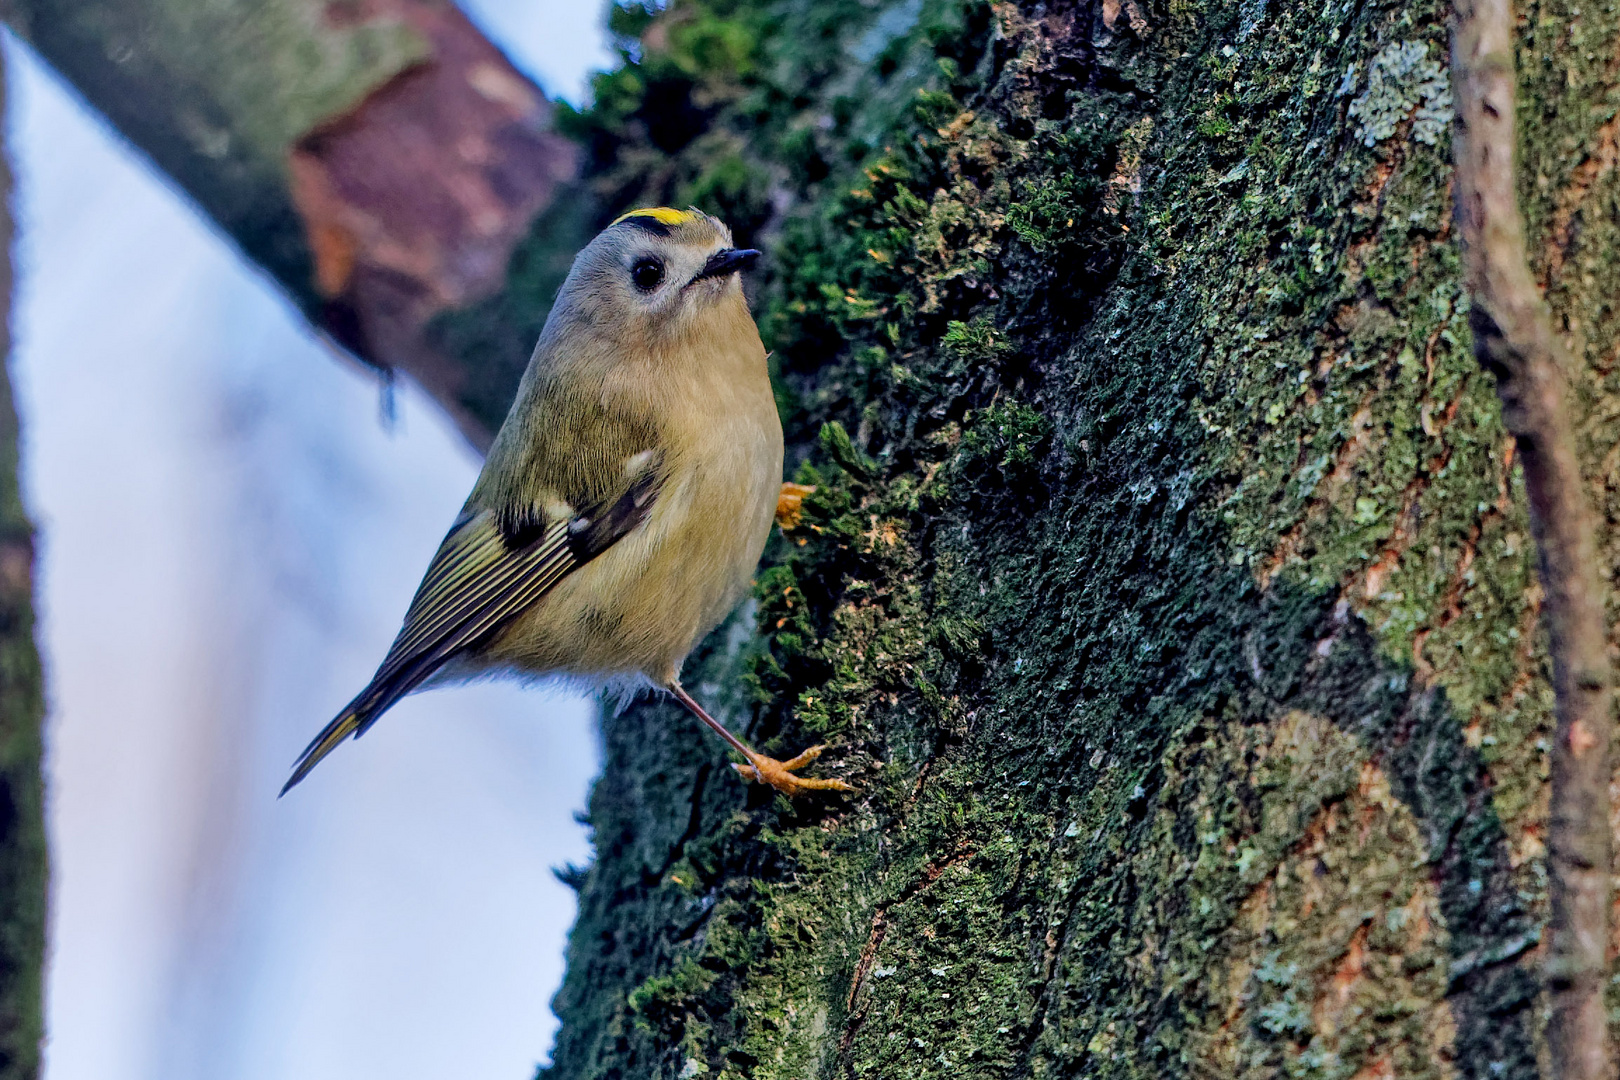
xmin=281 ymin=468 xmax=659 ymax=794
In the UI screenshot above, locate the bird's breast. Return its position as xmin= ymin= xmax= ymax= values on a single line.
xmin=489 ymin=343 xmax=782 ymax=682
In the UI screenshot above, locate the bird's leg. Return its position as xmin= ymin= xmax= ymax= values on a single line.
xmin=666 ymin=682 xmax=855 ymax=796
xmin=775 ymin=483 xmax=816 ymax=530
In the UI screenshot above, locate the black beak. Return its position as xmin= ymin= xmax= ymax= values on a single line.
xmin=692 ymin=247 xmax=761 ymax=283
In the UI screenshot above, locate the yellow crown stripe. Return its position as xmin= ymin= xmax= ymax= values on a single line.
xmin=611 ymin=206 xmax=698 ymax=227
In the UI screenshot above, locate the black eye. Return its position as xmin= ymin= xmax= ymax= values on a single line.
xmin=631 ymin=256 xmax=665 ymax=291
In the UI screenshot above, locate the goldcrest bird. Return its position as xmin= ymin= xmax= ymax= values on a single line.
xmin=282 ymin=208 xmax=853 ymax=798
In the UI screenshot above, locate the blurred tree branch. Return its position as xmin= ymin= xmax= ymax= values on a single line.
xmin=0 ymin=40 xmax=47 ymax=1080
xmin=1 ymin=0 xmax=586 ymax=448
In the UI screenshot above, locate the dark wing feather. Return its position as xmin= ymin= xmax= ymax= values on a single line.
xmin=281 ymin=470 xmax=658 ymax=794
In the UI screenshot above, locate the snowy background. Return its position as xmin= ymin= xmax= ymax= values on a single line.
xmin=7 ymin=3 xmax=615 ymax=1077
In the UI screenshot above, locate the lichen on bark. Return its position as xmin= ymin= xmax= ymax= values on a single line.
xmin=537 ymin=0 xmax=1620 ymax=1076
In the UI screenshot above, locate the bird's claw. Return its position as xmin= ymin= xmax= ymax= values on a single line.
xmin=732 ymin=744 xmax=857 ymax=796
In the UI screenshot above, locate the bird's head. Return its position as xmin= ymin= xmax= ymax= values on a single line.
xmin=560 ymin=207 xmax=761 ymax=338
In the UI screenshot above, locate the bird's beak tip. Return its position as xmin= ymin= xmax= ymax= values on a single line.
xmin=695 ymin=247 xmax=763 ymax=282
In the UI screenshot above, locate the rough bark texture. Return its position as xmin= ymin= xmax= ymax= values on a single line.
xmin=1 ymin=0 xmax=580 ymax=446
xmin=0 ymin=44 xmax=48 ymax=1080
xmin=538 ymin=1 xmax=1620 ymax=1077
xmin=1452 ymin=1 xmax=1612 ymax=1073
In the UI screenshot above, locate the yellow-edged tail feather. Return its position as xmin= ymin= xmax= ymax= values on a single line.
xmin=279 ymin=476 xmax=663 ymax=798
xmin=280 ymin=709 xmax=366 ymax=796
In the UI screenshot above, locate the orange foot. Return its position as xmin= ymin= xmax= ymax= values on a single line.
xmin=732 ymin=744 xmax=856 ymax=796
xmin=775 ymin=482 xmax=816 ymax=530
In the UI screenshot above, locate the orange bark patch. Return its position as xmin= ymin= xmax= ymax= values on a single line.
xmin=1317 ymin=922 xmax=1369 ymax=1035
xmin=776 ymin=482 xmax=817 ymax=530
xmin=1350 ymin=1056 xmax=1396 ymax=1080
xmin=1190 ymin=722 xmax=1457 ymax=1077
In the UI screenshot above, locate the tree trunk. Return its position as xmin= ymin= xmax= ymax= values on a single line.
xmin=0 ymin=43 xmax=48 ymax=1080
xmin=541 ymin=1 xmax=1620 ymax=1077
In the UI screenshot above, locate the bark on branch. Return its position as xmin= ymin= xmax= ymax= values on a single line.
xmin=1451 ymin=2 xmax=1613 ymax=1074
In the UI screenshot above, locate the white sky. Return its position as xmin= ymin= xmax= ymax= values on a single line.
xmin=8 ymin=5 xmax=616 ymax=1079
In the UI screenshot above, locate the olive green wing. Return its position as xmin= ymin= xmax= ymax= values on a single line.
xmin=281 ymin=469 xmax=658 ymax=794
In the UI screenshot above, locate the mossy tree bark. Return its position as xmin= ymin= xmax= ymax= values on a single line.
xmin=541 ymin=1 xmax=1620 ymax=1077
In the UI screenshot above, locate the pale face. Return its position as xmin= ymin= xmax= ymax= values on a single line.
xmin=574 ymin=209 xmax=760 ymax=334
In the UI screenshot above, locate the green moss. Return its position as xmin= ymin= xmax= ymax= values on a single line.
xmin=630 ymin=957 xmax=722 ymax=1035
xmin=939 ymin=316 xmax=1012 ymax=365
xmin=960 ymin=401 xmax=1048 ymax=469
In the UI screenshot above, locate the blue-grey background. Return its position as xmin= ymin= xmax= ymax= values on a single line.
xmin=8 ymin=4 xmax=613 ymax=1077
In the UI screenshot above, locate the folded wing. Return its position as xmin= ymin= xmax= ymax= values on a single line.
xmin=281 ymin=468 xmax=658 ymax=793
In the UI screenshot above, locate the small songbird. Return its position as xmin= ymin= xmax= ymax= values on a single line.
xmin=282 ymin=208 xmax=853 ymax=798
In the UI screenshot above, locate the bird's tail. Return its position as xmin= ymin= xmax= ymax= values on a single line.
xmin=280 ymin=656 xmax=440 ymax=796
xmin=280 ymin=706 xmax=367 ymax=796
